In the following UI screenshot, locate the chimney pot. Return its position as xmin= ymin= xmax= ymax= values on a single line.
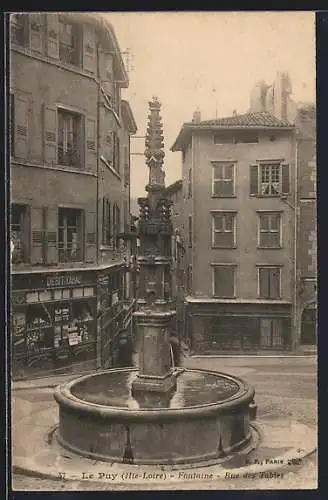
xmin=192 ymin=109 xmax=201 ymax=123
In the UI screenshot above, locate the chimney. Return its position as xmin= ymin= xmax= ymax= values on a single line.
xmin=192 ymin=109 xmax=201 ymax=123
xmin=233 ymin=109 xmax=237 ymax=116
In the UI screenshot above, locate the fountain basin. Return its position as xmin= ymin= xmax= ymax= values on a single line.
xmin=54 ymin=368 xmax=255 ymax=465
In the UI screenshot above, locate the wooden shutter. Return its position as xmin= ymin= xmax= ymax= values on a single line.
xmin=43 ymin=104 xmax=57 ymax=165
xmin=46 ymin=13 xmax=59 ymax=59
xmin=281 ymin=163 xmax=290 ymax=195
xmin=30 ymin=207 xmax=44 ymax=264
xmin=83 ymin=25 xmax=96 ymax=74
xmin=270 ymin=268 xmax=280 ymax=299
xmin=250 ymin=165 xmax=259 ymax=196
xmin=14 ymin=94 xmax=29 ymax=160
xmin=259 ymin=268 xmax=269 ymax=298
xmin=85 ymin=211 xmax=96 ymax=263
xmin=85 ymin=117 xmax=96 ymax=172
xmin=46 ymin=207 xmax=58 ymax=264
xmin=29 ymin=13 xmax=43 ymax=53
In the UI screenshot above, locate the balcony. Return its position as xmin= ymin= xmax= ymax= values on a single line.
xmin=58 ymin=145 xmax=81 ymax=168
xmin=59 ymin=43 xmax=80 ymax=67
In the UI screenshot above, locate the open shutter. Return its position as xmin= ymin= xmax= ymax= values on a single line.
xmin=281 ymin=163 xmax=290 ymax=195
xmin=29 ymin=13 xmax=43 ymax=53
xmin=85 ymin=211 xmax=96 ymax=263
xmin=30 ymin=207 xmax=45 ymax=264
xmin=250 ymin=165 xmax=259 ymax=196
xmin=14 ymin=94 xmax=29 ymax=160
xmin=102 ymin=110 xmax=114 ymax=164
xmin=85 ymin=117 xmax=96 ymax=172
xmin=46 ymin=13 xmax=59 ymax=59
xmin=46 ymin=207 xmax=58 ymax=264
xmin=43 ymin=104 xmax=57 ymax=165
xmin=83 ymin=26 xmax=96 ymax=74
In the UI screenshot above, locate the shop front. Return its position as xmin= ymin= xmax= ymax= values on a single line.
xmin=97 ymin=265 xmax=135 ymax=369
xmin=12 ymin=270 xmax=97 ymax=378
xmin=186 ymin=300 xmax=292 ymax=354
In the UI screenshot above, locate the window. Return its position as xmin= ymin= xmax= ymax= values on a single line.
xmin=212 ymin=212 xmax=236 ymax=248
xmin=234 ymin=131 xmax=259 ymax=143
xmin=10 ymin=94 xmax=14 ymax=156
xmin=58 ymin=208 xmax=83 ymax=262
xmin=250 ymin=163 xmax=290 ymax=197
xmin=186 ymin=265 xmax=192 ymax=293
xmin=11 ymin=14 xmax=29 ymax=46
xmin=113 ymin=203 xmax=120 ymax=249
xmin=113 ymin=132 xmax=120 ymax=173
xmin=11 ymin=204 xmax=29 ymax=264
xmin=212 ymin=265 xmax=236 ymax=298
xmin=123 ymin=145 xmax=129 ymax=186
xmin=58 ymin=109 xmax=81 ymax=167
xmin=258 ymin=267 xmax=281 ymax=299
xmin=113 ymin=83 xmax=120 ymax=114
xmin=102 ymin=198 xmax=111 ymax=246
xmin=212 ymin=162 xmax=235 ymax=197
xmin=59 ymin=19 xmax=81 ymax=66
xmin=188 ymin=168 xmax=192 ymax=198
xmin=258 ymin=212 xmax=281 ymax=248
xmin=188 ymin=215 xmax=192 ymax=248
xmin=214 ymin=131 xmax=235 ymax=144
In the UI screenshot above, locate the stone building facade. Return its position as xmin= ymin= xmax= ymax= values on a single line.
xmin=10 ymin=13 xmax=137 ymax=378
xmin=171 ymin=110 xmax=296 ymax=353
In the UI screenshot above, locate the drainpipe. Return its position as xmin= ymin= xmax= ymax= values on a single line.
xmin=96 ymin=40 xmax=101 ymax=368
xmin=96 ymin=42 xmax=100 ymax=266
xmin=190 ymin=132 xmax=196 ymax=348
xmin=292 ymin=131 xmax=299 ymax=352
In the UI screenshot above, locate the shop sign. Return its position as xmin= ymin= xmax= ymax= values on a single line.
xmin=45 ymin=274 xmax=82 ymax=288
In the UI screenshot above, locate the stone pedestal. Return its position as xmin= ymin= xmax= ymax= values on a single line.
xmin=132 ymin=310 xmax=177 ymax=396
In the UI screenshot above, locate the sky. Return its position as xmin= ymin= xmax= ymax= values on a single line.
xmin=103 ymin=11 xmax=316 ymax=199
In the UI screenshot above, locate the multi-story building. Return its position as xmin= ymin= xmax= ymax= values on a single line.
xmin=295 ymin=104 xmax=316 ymax=347
xmin=171 ymin=110 xmax=297 ymax=353
xmin=249 ymin=73 xmax=317 ymax=349
xmin=10 ymin=12 xmax=137 ymax=378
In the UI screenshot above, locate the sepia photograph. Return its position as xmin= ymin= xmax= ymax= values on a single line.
xmin=9 ymin=11 xmax=317 ymax=491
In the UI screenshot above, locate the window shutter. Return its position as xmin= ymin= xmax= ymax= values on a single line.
xmin=30 ymin=207 xmax=45 ymax=264
xmin=259 ymin=268 xmax=269 ymax=298
xmin=270 ymin=268 xmax=280 ymax=299
xmin=281 ymin=163 xmax=290 ymax=195
xmin=46 ymin=207 xmax=58 ymax=264
xmin=83 ymin=26 xmax=96 ymax=74
xmin=46 ymin=13 xmax=59 ymax=59
xmin=85 ymin=211 xmax=96 ymax=262
xmin=250 ymin=165 xmax=259 ymax=196
xmin=102 ymin=111 xmax=113 ymax=164
xmin=85 ymin=117 xmax=96 ymax=172
xmin=30 ymin=13 xmax=43 ymax=53
xmin=14 ymin=94 xmax=29 ymax=160
xmin=43 ymin=104 xmax=57 ymax=165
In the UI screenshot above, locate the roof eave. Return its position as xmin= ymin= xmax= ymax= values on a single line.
xmin=171 ymin=123 xmax=295 ymax=151
xmin=121 ymin=100 xmax=138 ymax=135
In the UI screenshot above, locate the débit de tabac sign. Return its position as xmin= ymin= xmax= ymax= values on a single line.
xmin=45 ymin=274 xmax=82 ymax=288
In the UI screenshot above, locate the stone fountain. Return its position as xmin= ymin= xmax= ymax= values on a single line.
xmin=54 ymin=97 xmax=257 ymax=466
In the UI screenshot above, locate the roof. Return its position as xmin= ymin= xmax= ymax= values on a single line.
xmin=61 ymin=12 xmax=128 ymax=87
xmin=121 ymin=100 xmax=138 ymax=135
xmin=171 ymin=111 xmax=295 ymax=151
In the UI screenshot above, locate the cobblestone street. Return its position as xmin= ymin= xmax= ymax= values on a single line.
xmin=11 ymin=355 xmax=317 ymax=491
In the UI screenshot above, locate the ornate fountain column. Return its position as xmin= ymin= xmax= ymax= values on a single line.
xmin=131 ymin=97 xmax=177 ymax=398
